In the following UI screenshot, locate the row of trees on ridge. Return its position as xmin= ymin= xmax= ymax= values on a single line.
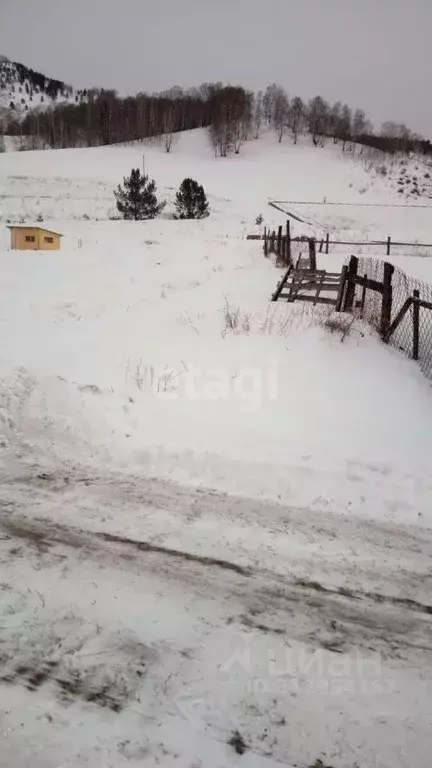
xmin=2 ymin=80 xmax=431 ymax=157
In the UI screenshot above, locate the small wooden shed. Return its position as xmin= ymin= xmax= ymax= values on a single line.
xmin=7 ymin=225 xmax=62 ymax=251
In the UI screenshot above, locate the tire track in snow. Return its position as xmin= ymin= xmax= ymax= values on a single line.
xmin=1 ymin=508 xmax=432 ymax=662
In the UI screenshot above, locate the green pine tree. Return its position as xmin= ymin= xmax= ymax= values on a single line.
xmin=175 ymin=178 xmax=210 ymax=220
xmin=114 ymin=168 xmax=166 ymax=220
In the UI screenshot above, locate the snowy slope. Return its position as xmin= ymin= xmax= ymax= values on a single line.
xmin=1 ymin=129 xmax=432 ymax=767
xmin=1 ymin=128 xmax=432 ymax=237
xmin=1 ymin=128 xmax=432 ymax=518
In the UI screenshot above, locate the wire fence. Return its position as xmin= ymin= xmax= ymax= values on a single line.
xmin=351 ymin=256 xmax=432 ymax=379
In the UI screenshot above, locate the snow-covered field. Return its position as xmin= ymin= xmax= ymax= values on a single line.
xmin=1 ymin=130 xmax=432 ymax=767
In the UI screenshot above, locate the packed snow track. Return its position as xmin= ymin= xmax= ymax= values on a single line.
xmin=1 ymin=465 xmax=432 ymax=768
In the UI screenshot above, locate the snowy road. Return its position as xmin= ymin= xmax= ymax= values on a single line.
xmin=1 ymin=465 xmax=432 ymax=767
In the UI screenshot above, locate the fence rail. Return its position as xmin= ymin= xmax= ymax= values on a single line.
xmin=318 ymin=234 xmax=432 ymax=257
xmin=270 ymin=199 xmax=432 ymax=210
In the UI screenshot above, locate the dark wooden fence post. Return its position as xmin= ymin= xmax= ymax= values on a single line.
xmin=264 ymin=227 xmax=268 ymax=256
xmin=343 ymin=255 xmax=358 ymax=311
xmin=277 ymin=226 xmax=283 ymax=262
xmin=335 ymin=265 xmax=348 ymax=312
xmin=386 ymin=236 xmax=391 ymax=257
xmin=380 ymin=261 xmax=394 ymax=338
xmin=325 ymin=233 xmax=330 ymax=254
xmin=286 ymin=220 xmax=291 ymax=264
xmin=413 ymin=289 xmax=420 ymax=360
xmin=271 ymin=265 xmax=292 ymax=302
xmin=360 ymin=273 xmax=367 ymax=318
xmin=309 ymin=238 xmax=317 ymax=271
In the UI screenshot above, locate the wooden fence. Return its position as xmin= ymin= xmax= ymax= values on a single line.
xmin=318 ymin=234 xmax=432 ymax=257
xmin=341 ymin=255 xmax=432 ymax=368
xmin=341 ymin=256 xmax=393 ymax=337
xmin=248 ymin=222 xmax=318 ymax=268
xmin=248 ymin=228 xmax=432 ymax=261
xmin=266 ymin=241 xmax=432 ymax=376
xmin=271 ymin=266 xmax=345 ymax=307
xmin=263 ymin=222 xmax=292 ymax=265
xmin=267 ymin=200 xmax=432 ymax=257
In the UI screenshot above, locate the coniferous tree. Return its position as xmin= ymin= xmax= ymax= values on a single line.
xmin=114 ymin=168 xmax=165 ymax=220
xmin=175 ymin=178 xmax=209 ymax=219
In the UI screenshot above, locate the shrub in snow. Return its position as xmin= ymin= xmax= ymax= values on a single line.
xmin=221 ymin=298 xmax=252 ymax=337
xmin=321 ymin=312 xmax=355 ymax=342
xmin=114 ymin=168 xmax=166 ymax=221
xmin=255 ymin=213 xmax=264 ymax=226
xmin=174 ymin=178 xmax=209 ymax=220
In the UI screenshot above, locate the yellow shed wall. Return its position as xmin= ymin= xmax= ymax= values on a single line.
xmin=9 ymin=228 xmax=61 ymax=251
xmin=37 ymin=231 xmax=61 ymax=250
xmin=13 ymin=228 xmax=39 ymax=250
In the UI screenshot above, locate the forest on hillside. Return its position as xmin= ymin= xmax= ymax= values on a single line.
xmin=2 ymin=76 xmax=431 ymax=157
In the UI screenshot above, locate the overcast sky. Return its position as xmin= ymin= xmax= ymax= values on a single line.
xmin=0 ymin=0 xmax=430 ymax=136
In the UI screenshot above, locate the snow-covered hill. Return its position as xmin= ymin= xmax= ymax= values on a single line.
xmin=1 ymin=127 xmax=432 ymax=245
xmin=0 ymin=55 xmax=84 ymax=122
xmin=1 ymin=128 xmax=432 ymax=768
xmin=1 ymin=126 xmax=432 ymax=502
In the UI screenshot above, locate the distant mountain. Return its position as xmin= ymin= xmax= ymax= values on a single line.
xmin=0 ymin=56 xmax=86 ymax=122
